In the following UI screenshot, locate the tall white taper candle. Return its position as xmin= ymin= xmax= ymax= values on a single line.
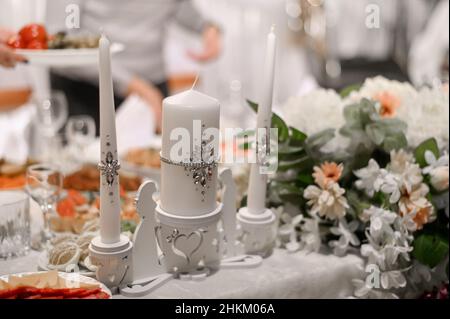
xmin=98 ymin=35 xmax=121 ymax=244
xmin=247 ymin=25 xmax=277 ymax=215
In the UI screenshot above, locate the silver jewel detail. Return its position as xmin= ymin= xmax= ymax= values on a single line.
xmin=160 ymin=138 xmax=217 ymax=200
xmin=98 ymin=151 xmax=120 ymax=187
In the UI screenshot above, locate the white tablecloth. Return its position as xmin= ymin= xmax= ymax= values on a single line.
xmin=0 ymin=249 xmax=364 ymax=299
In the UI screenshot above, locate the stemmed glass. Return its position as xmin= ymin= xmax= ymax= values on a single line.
xmin=65 ymin=115 xmax=96 ymax=164
xmin=35 ymin=91 xmax=69 ymax=163
xmin=26 ymin=164 xmax=63 ymax=246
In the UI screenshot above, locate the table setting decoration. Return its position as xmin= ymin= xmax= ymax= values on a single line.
xmin=250 ymin=76 xmax=449 ymax=299
xmin=0 ymin=10 xmax=448 ymax=300
xmin=82 ymin=33 xmax=269 ymax=297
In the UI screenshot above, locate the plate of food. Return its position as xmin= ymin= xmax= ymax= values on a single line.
xmin=0 ymin=270 xmax=111 ymax=299
xmin=121 ymin=147 xmax=161 ymax=183
xmin=7 ymin=23 xmax=123 ymax=67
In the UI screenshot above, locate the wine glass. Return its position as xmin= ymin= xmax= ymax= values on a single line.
xmin=65 ymin=115 xmax=96 ymax=163
xmin=26 ymin=164 xmax=63 ymax=245
xmin=35 ymin=91 xmax=69 ymax=163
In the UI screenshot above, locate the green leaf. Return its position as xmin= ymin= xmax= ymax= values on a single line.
xmin=238 ymin=141 xmax=253 ymax=150
xmin=304 ymin=129 xmax=336 ymax=159
xmin=121 ymin=220 xmax=137 ymax=233
xmin=236 ymin=129 xmax=255 ymax=138
xmin=272 ymin=113 xmax=290 ymax=143
xmin=278 ymin=156 xmax=314 ymax=172
xmin=381 ymin=132 xmax=408 ymax=152
xmin=365 ymin=123 xmax=386 ymax=146
xmin=246 ymin=100 xmax=289 ymax=143
xmin=340 ymin=83 xmax=362 ymax=98
xmin=296 ymin=173 xmax=314 ymax=187
xmin=289 ymin=126 xmax=308 ymax=146
xmin=270 ymin=181 xmax=303 ymax=204
xmin=359 ymin=98 xmax=380 ymax=124
xmin=413 ymin=233 xmax=449 ymax=268
xmin=342 ymin=103 xmax=364 ymax=130
xmin=414 ymin=138 xmax=440 ymax=168
xmin=247 ymin=99 xmax=259 ymax=113
xmin=278 ymin=144 xmax=305 ymax=161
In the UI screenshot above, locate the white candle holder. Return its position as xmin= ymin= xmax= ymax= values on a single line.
xmin=115 ymin=168 xmax=262 ymax=297
xmin=155 ymin=203 xmax=223 ymax=274
xmin=237 ymin=207 xmax=278 ymax=257
xmin=89 ymin=235 xmax=133 ymax=289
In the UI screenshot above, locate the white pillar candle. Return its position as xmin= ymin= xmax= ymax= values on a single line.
xmin=160 ymin=89 xmax=220 ymax=217
xmin=98 ymin=35 xmax=121 ymax=244
xmin=247 ymin=26 xmax=277 ymax=215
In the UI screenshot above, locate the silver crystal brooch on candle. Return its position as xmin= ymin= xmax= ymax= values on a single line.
xmin=160 ymin=137 xmax=218 ymax=201
xmin=98 ymin=151 xmax=121 ymax=186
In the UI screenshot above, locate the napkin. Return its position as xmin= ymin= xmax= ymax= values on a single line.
xmin=116 ymin=94 xmax=156 ymax=154
xmin=0 ymin=103 xmax=36 ymax=164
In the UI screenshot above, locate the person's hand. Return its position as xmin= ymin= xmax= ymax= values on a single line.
xmin=127 ymin=77 xmax=163 ymax=134
xmin=0 ymin=28 xmax=26 ymax=68
xmin=187 ymin=25 xmax=222 ymax=63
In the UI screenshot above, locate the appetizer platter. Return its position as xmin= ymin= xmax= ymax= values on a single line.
xmin=0 ymin=270 xmax=111 ymax=299
xmin=7 ymin=23 xmax=123 ymax=66
xmin=121 ymin=147 xmax=161 ymax=183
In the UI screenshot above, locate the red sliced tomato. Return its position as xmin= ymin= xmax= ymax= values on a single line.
xmin=18 ymin=23 xmax=48 ymax=44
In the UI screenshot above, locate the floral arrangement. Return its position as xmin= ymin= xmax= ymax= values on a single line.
xmin=247 ymin=76 xmax=449 ymax=299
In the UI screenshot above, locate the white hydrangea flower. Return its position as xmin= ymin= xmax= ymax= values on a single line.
xmin=401 ymin=85 xmax=449 ymax=149
xmin=281 ymin=89 xmax=344 ymax=136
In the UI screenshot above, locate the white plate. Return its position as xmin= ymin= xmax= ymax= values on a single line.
xmin=15 ymin=43 xmax=124 ymax=67
xmin=0 ymin=271 xmax=112 ymax=298
xmin=37 ymin=251 xmax=96 ymax=278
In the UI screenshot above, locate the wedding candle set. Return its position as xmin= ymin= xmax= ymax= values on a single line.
xmin=89 ymin=27 xmax=278 ymax=292
xmin=237 ymin=26 xmax=278 ymax=257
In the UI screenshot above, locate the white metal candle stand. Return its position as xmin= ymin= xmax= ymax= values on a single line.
xmin=90 ymin=168 xmax=264 ymax=297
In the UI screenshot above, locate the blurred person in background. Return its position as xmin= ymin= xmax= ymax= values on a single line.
xmin=49 ymin=0 xmax=222 ymax=134
xmin=297 ymin=0 xmax=439 ymax=90
xmin=409 ymin=0 xmax=449 ymax=86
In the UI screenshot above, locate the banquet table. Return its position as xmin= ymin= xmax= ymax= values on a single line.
xmin=0 ymin=249 xmax=364 ymax=299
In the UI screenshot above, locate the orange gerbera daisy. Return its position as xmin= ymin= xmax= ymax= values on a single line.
xmin=313 ymin=162 xmax=344 ymax=188
xmin=374 ymin=91 xmax=400 ymax=118
xmin=412 ymin=207 xmax=433 ymax=230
